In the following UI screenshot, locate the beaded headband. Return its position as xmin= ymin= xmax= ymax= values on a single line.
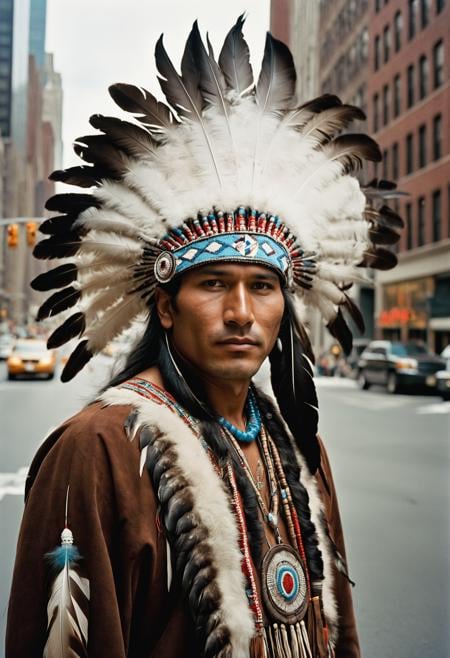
xmin=153 ymin=207 xmax=317 ymax=288
xmin=31 ymin=16 xmax=403 ymax=381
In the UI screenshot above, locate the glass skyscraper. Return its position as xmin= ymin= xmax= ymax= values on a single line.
xmin=0 ymin=0 xmax=30 ymax=156
xmin=28 ymin=0 xmax=46 ymax=70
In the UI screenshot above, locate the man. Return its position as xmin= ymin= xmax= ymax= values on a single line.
xmin=7 ymin=17 xmax=402 ymax=658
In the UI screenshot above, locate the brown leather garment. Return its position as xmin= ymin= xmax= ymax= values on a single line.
xmin=6 ymin=401 xmax=360 ymax=658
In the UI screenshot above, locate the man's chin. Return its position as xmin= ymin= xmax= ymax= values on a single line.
xmin=210 ymin=357 xmax=264 ymax=381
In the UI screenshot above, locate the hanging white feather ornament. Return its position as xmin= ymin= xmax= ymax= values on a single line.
xmin=44 ymin=487 xmax=90 ymax=658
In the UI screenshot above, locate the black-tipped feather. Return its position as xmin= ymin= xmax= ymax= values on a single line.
xmin=155 ymin=33 xmax=203 ymax=120
xmin=302 ymin=104 xmax=366 ymax=145
xmin=108 ymin=82 xmax=175 ymax=136
xmin=365 ymin=178 xmax=397 ymax=191
xmin=296 ymin=93 xmax=342 ymax=114
xmin=73 ymin=135 xmax=128 ymax=175
xmin=33 ymin=236 xmax=81 ymax=260
xmin=363 ymin=178 xmax=409 ymax=200
xmin=190 ymin=23 xmax=229 ymax=118
xmin=47 ymin=312 xmax=86 ymax=348
xmin=327 ymin=309 xmax=353 ymax=355
xmin=218 ymin=14 xmax=253 ymax=95
xmin=49 ymin=165 xmax=114 ymax=187
xmin=89 ymin=114 xmax=159 ymax=159
xmin=45 ymin=193 xmax=100 ymax=213
xmin=31 ymin=263 xmax=78 ymax=291
xmin=36 ymin=286 xmax=81 ymax=321
xmin=39 ymin=214 xmax=86 ymax=237
xmin=283 ymin=94 xmax=343 ymax=132
xmin=324 ymin=134 xmax=382 ymax=174
xmin=379 ymin=204 xmax=405 ymax=229
xmin=369 ymin=223 xmax=401 ymax=245
xmin=360 ymin=247 xmax=397 ymax=270
xmin=61 ymin=340 xmax=93 ymax=382
xmin=256 ymin=33 xmax=296 ymax=113
xmin=155 ymin=29 xmax=222 ymax=186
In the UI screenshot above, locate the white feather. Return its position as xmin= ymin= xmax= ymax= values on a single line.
xmin=43 ymin=561 xmax=90 ymax=658
xmin=86 ymin=295 xmax=146 ymax=353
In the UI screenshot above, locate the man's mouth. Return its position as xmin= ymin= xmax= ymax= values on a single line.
xmin=219 ymin=337 xmax=259 ymax=345
xmin=217 ymin=337 xmax=260 ymax=350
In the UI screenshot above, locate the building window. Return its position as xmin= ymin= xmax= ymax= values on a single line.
xmin=433 ymin=113 xmax=442 ymax=160
xmin=406 ymin=133 xmax=414 ymax=173
xmin=383 ymin=25 xmax=391 ymax=63
xmin=420 ymin=0 xmax=431 ymax=27
xmin=408 ymin=0 xmax=418 ymax=39
xmin=433 ymin=40 xmax=444 ymax=88
xmin=383 ymin=84 xmax=390 ymax=124
xmin=382 ymin=149 xmax=389 ymax=178
xmin=419 ymin=55 xmax=428 ymax=99
xmin=407 ymin=64 xmax=415 ymax=107
xmin=417 ymin=196 xmax=425 ymax=246
xmin=393 ymin=74 xmax=401 ymax=116
xmin=374 ymin=35 xmax=381 ymax=71
xmin=375 ymin=0 xmax=381 ymax=12
xmin=405 ymin=203 xmax=413 ymax=249
xmin=394 ymin=11 xmax=403 ymax=51
xmin=436 ymin=0 xmax=445 ymax=13
xmin=418 ymin=124 xmax=427 ymax=168
xmin=432 ymin=189 xmax=441 ymax=241
xmin=392 ymin=142 xmax=399 ymax=179
xmin=373 ymin=93 xmax=380 ymax=131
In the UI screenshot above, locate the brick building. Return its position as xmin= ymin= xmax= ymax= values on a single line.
xmin=368 ymin=0 xmax=450 ymax=352
xmin=270 ymin=0 xmax=293 ymax=46
xmin=317 ymin=0 xmax=374 ymax=347
xmin=319 ymin=0 xmax=369 ymax=112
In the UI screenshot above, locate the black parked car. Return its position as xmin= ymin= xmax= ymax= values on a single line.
xmin=357 ymin=341 xmax=445 ymax=393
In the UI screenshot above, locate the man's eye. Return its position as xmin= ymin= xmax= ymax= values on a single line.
xmin=203 ymin=279 xmax=223 ymax=288
xmin=252 ymin=281 xmax=273 ymax=290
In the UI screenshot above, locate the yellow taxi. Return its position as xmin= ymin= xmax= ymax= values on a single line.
xmin=7 ymin=339 xmax=57 ymax=380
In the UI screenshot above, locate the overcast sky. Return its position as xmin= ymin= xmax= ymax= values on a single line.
xmin=45 ymin=0 xmax=270 ymax=169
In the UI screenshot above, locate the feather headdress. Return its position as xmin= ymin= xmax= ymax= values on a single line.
xmin=32 ymin=16 xmax=403 ymax=382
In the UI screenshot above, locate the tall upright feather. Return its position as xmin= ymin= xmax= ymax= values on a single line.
xmin=218 ymin=14 xmax=253 ymax=96
xmin=155 ymin=30 xmax=222 ymax=187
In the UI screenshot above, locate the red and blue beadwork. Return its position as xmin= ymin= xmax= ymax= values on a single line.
xmin=261 ymin=544 xmax=309 ymax=624
xmin=277 ymin=563 xmax=300 ymax=601
xmin=153 ymin=207 xmax=317 ymax=289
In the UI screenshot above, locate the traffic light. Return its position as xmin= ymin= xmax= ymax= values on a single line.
xmin=7 ymin=224 xmax=19 ymax=248
xmin=26 ymin=221 xmax=37 ymax=247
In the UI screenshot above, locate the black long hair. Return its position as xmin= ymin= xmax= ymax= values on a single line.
xmin=100 ymin=287 xmax=324 ymax=588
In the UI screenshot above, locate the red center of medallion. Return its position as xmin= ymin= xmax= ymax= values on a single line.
xmin=282 ymin=572 xmax=294 ymax=595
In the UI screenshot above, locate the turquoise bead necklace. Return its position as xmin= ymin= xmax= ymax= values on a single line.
xmin=217 ymin=389 xmax=261 ymax=443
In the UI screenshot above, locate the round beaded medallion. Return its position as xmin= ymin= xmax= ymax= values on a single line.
xmin=154 ymin=251 xmax=177 ymax=283
xmin=261 ymin=544 xmax=309 ymax=624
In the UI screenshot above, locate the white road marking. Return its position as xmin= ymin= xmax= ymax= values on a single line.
xmin=417 ymin=402 xmax=450 ymax=415
xmin=315 ymin=377 xmax=357 ymax=389
xmin=336 ymin=395 xmax=408 ymax=411
xmin=0 ymin=467 xmax=28 ymax=501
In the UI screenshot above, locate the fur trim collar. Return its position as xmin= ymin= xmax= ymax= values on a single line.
xmin=100 ymin=387 xmax=254 ymax=657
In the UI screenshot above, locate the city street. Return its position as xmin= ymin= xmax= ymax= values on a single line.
xmin=1 ymin=359 xmax=449 ymax=658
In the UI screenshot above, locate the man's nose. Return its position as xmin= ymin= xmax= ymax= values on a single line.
xmin=223 ymin=284 xmax=255 ymax=327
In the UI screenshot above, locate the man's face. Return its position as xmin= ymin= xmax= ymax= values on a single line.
xmin=156 ymin=263 xmax=285 ymax=383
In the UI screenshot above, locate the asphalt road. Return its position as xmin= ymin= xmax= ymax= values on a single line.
xmin=1 ymin=359 xmax=449 ymax=658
